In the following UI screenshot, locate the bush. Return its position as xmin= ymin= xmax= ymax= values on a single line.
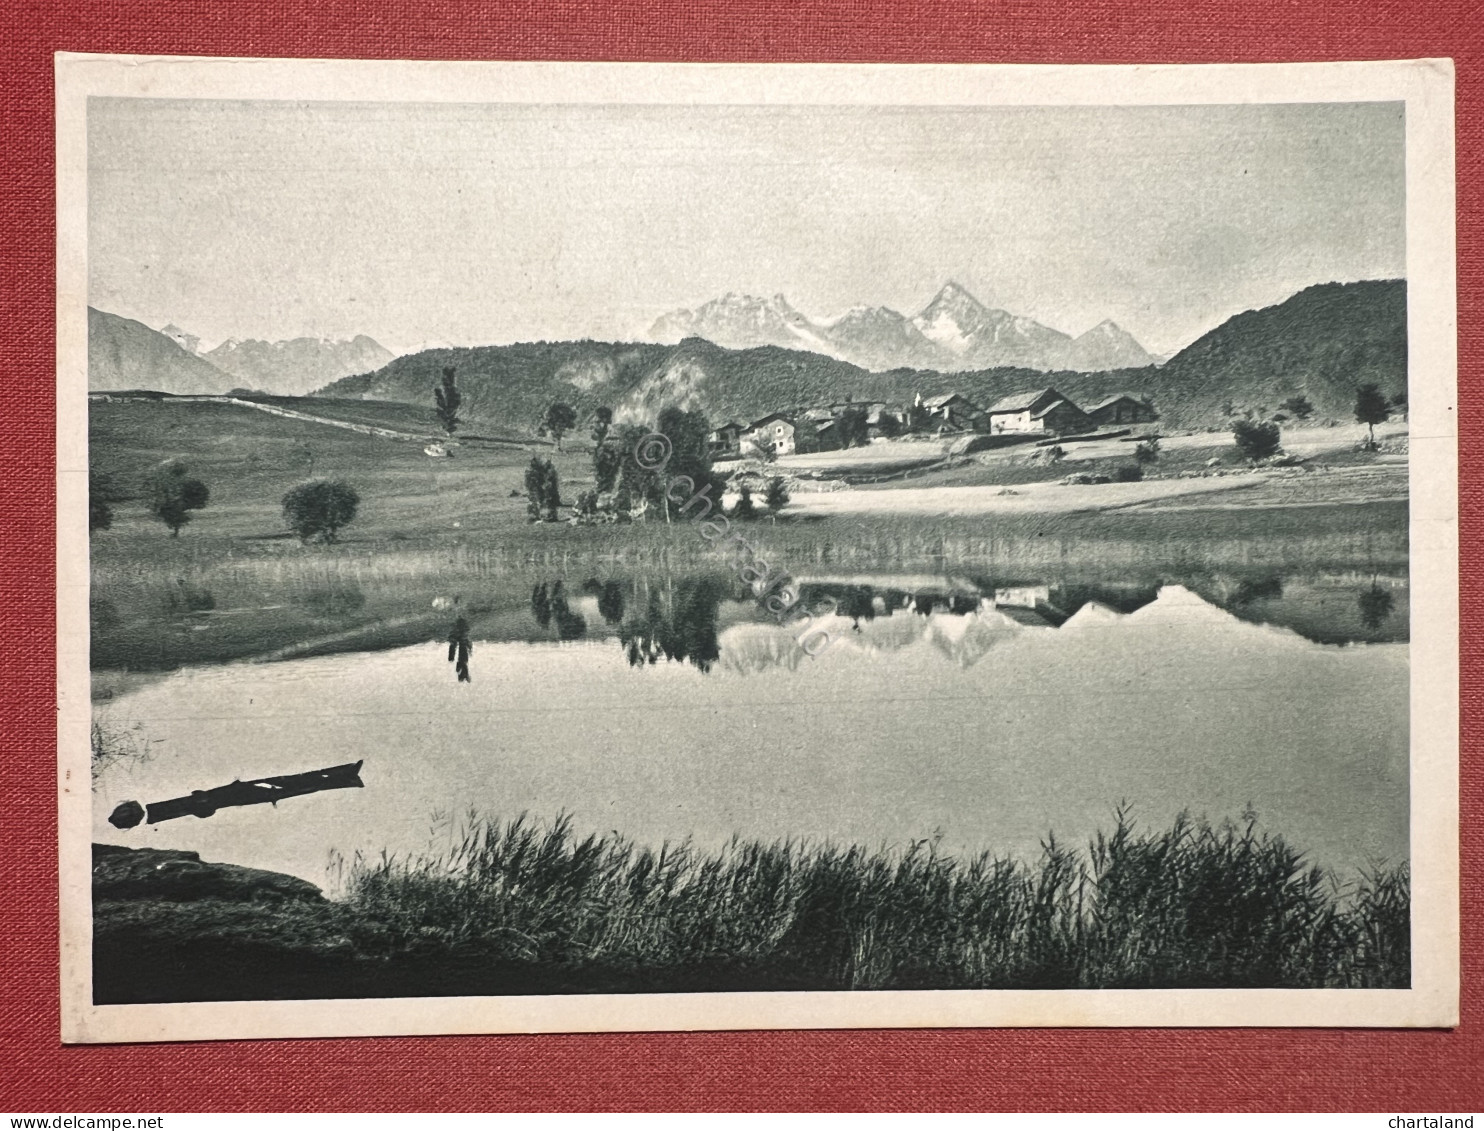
xmin=732 ymin=483 xmax=758 ymax=521
xmin=1133 ymin=438 xmax=1160 ymax=464
xmin=282 ymin=479 xmax=360 ymax=543
xmin=148 ymin=459 xmax=209 ymax=537
xmin=1113 ymin=463 xmax=1144 ymax=482
xmin=1233 ymin=419 xmax=1282 ymax=461
xmin=763 ymin=476 xmax=790 ymax=513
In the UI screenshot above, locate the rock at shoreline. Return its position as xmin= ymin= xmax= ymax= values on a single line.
xmin=92 ymin=843 xmax=325 ymax=904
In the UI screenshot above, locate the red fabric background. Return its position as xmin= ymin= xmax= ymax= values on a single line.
xmin=2 ymin=0 xmax=1479 ymax=1112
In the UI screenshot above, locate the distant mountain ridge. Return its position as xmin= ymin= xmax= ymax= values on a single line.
xmin=204 ymin=334 xmax=395 ymax=396
xmin=88 ymin=308 xmax=239 ymax=396
xmin=650 ymin=283 xmax=1156 ymax=373
xmin=319 ymin=279 xmax=1406 ymax=432
xmin=87 ymin=310 xmax=397 ymax=397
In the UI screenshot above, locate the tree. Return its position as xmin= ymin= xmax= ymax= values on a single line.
xmin=1232 ymin=419 xmax=1282 ymax=461
xmin=1354 ymin=383 xmax=1391 ymax=448
xmin=525 ymin=456 xmax=553 ymax=520
xmin=593 ymin=442 xmax=622 ymax=494
xmin=149 ymin=459 xmax=210 ymax=537
xmin=837 ymin=405 xmax=871 ymax=448
xmin=732 ymin=483 xmax=758 ymax=521
xmin=434 ymin=367 xmax=461 ymax=436
xmin=613 ymin=423 xmax=665 ymax=515
xmin=764 ymin=475 xmax=790 ymax=515
xmin=542 ymin=460 xmax=562 ymax=522
xmin=591 ymin=406 xmax=613 ymax=447
xmin=282 ymin=479 xmax=359 ymax=543
xmin=1133 ymin=438 xmax=1160 ymax=465
xmin=875 ymin=411 xmax=902 ymax=439
xmin=540 ymin=402 xmax=578 ymax=451
xmin=1279 ymin=394 xmax=1315 ymax=422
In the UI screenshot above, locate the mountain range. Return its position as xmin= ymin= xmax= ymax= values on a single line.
xmin=88 ymin=309 xmax=395 ymax=396
xmin=202 ymin=334 xmax=395 ymax=396
xmin=318 ymin=279 xmax=1406 ymax=431
xmin=88 ymin=308 xmax=242 ymax=396
xmin=649 ymin=283 xmax=1156 ymax=373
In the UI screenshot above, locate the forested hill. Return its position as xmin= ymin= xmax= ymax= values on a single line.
xmin=1150 ymin=279 xmax=1407 ymax=424
xmin=316 ymin=279 xmax=1406 ymax=431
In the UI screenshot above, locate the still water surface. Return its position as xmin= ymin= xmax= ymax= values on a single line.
xmin=92 ymin=574 xmax=1409 ymax=887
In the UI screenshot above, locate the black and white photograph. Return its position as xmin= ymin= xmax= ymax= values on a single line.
xmin=56 ymin=56 xmax=1459 ymax=1041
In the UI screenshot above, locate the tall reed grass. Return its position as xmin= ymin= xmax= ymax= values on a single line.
xmin=342 ymin=808 xmax=1408 ymax=991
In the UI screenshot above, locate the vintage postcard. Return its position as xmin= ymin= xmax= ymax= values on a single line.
xmin=57 ymin=55 xmax=1458 ymax=1042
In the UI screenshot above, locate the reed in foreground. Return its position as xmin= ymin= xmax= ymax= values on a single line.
xmin=343 ymin=808 xmax=1409 ymax=991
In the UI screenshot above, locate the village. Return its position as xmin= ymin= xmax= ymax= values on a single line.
xmin=706 ymin=386 xmax=1160 ymax=460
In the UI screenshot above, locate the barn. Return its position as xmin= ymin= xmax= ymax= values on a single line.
xmin=984 ymin=388 xmax=1094 ymax=436
xmin=1088 ymin=394 xmax=1159 ymax=427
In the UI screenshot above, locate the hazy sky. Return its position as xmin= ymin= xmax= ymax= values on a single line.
xmin=88 ymin=98 xmax=1405 ymax=357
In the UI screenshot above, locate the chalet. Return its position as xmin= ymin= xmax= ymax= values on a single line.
xmin=983 ymin=388 xmax=1094 ymax=436
xmin=742 ymin=412 xmax=800 ymax=457
xmin=918 ymin=392 xmax=984 ymax=433
xmin=1088 ymin=393 xmax=1158 ymax=427
xmin=707 ymin=421 xmax=744 ymax=458
xmin=866 ymin=402 xmax=907 ymax=439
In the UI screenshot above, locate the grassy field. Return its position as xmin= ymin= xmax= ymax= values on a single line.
xmin=89 ymin=398 xmax=1410 ymax=671
xmin=92 ymin=808 xmax=1409 ymax=1002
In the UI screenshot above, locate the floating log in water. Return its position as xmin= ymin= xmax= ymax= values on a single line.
xmin=107 ymin=761 xmax=364 ymax=829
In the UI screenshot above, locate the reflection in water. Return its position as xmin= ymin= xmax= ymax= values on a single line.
xmin=446 ymin=616 xmax=472 ymax=682
xmin=1231 ymin=575 xmax=1285 ymax=605
xmin=619 ymin=579 xmax=723 ymax=673
xmin=584 ymin=578 xmax=627 ymax=626
xmin=1358 ymin=584 xmax=1397 ymax=630
xmin=531 ymin=581 xmax=588 ymax=641
xmin=163 ymin=578 xmax=215 ymax=614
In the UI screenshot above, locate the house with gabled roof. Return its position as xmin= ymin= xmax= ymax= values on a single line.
xmin=742 ymin=412 xmax=804 ymax=456
xmin=983 ymin=387 xmax=1094 ymax=435
xmin=915 ymin=391 xmax=984 ymax=433
xmin=1087 ymin=393 xmax=1158 ymax=427
xmin=708 ymin=421 xmax=745 ymax=458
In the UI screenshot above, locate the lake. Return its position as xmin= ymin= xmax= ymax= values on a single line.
xmin=91 ymin=570 xmax=1409 ymax=888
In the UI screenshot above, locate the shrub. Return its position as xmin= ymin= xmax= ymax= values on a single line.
xmin=1113 ymin=463 xmax=1144 ymax=482
xmin=282 ymin=479 xmax=360 ymax=543
xmin=1133 ymin=438 xmax=1160 ymax=464
xmin=1233 ymin=419 xmax=1282 ymax=461
xmin=148 ymin=459 xmax=210 ymax=537
xmin=764 ymin=476 xmax=791 ymax=514
xmin=525 ymin=457 xmax=560 ymax=520
xmin=732 ymin=483 xmax=758 ymax=521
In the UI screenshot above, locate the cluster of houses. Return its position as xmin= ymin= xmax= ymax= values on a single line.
xmin=708 ymin=386 xmax=1158 ymax=458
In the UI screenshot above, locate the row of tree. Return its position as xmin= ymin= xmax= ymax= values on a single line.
xmin=90 ymin=458 xmax=359 ymax=543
